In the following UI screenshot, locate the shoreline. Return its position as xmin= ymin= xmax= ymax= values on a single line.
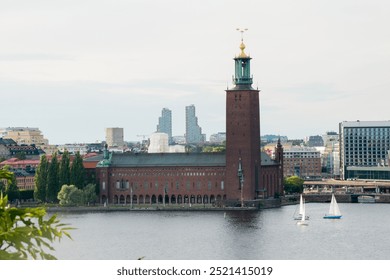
xmin=23 ymin=193 xmax=390 ymax=213
xmin=45 ymin=205 xmax=259 ymax=213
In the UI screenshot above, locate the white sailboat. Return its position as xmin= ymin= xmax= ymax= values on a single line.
xmin=323 ymin=193 xmax=342 ymax=219
xmin=296 ymin=198 xmax=309 ymax=226
xmin=294 ymin=194 xmax=309 ymax=220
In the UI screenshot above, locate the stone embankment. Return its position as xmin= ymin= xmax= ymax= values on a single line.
xmin=40 ymin=194 xmax=390 ymax=213
xmin=283 ymin=193 xmax=390 ymax=204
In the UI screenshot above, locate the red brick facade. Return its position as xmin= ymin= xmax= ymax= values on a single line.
xmin=99 ymin=165 xmax=227 ymax=205
xmin=225 ymin=89 xmax=261 ymax=202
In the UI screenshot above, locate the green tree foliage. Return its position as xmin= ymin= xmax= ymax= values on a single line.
xmin=70 ymin=152 xmax=85 ymax=189
xmin=83 ymin=184 xmax=98 ymax=205
xmin=57 ymin=185 xmax=84 ymax=206
xmin=19 ymin=190 xmax=34 ymax=201
xmin=0 ymin=169 xmax=13 ymax=192
xmin=1 ymin=166 xmax=19 ymax=202
xmin=202 ymin=145 xmax=226 ymax=153
xmin=0 ymin=181 xmax=4 ymax=194
xmin=46 ymin=153 xmax=59 ymax=203
xmin=0 ymin=193 xmax=72 ymax=260
xmin=34 ymin=155 xmax=48 ymax=202
xmin=59 ymin=150 xmax=70 ymax=187
xmin=284 ymin=176 xmax=304 ymax=194
xmin=5 ymin=177 xmax=19 ymax=202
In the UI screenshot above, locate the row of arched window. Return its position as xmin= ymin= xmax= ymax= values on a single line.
xmin=102 ymin=194 xmax=226 ymax=205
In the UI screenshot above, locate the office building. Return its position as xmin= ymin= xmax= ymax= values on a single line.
xmin=185 ymin=105 xmax=205 ymax=144
xmin=156 ymin=108 xmax=173 ymax=144
xmin=283 ymin=147 xmax=322 ymax=178
xmin=339 ymin=121 xmax=390 ymax=179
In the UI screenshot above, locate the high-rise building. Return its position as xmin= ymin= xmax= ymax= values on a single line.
xmin=156 ymin=108 xmax=172 ymax=144
xmin=185 ymin=104 xmax=205 ymax=144
xmin=105 ymin=128 xmax=124 ymax=147
xmin=339 ymin=120 xmax=390 ymax=179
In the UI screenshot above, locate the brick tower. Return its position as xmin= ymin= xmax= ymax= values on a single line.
xmin=225 ymin=36 xmax=261 ymax=205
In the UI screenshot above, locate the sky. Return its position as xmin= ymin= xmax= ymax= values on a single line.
xmin=1 ymin=0 xmax=389 ymax=145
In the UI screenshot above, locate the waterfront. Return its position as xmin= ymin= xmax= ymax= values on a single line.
xmin=53 ymin=203 xmax=390 ymax=260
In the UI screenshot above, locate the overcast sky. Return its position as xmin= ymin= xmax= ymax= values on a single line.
xmin=1 ymin=0 xmax=389 ymax=144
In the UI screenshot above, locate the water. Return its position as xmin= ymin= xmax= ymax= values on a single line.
xmin=52 ymin=203 xmax=390 ymax=260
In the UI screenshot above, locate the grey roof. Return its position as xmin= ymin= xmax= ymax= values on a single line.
xmin=91 ymin=151 xmax=279 ymax=168
xmin=260 ymin=152 xmax=279 ymax=166
xmin=110 ymin=153 xmax=226 ymax=167
xmin=0 ymin=138 xmax=17 ymax=145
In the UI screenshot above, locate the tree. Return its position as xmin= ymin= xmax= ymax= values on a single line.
xmin=59 ymin=150 xmax=70 ymax=187
xmin=1 ymin=166 xmax=19 ymax=202
xmin=0 ymin=193 xmax=72 ymax=260
xmin=6 ymin=176 xmax=19 ymax=202
xmin=284 ymin=176 xmax=304 ymax=194
xmin=57 ymin=184 xmax=83 ymax=206
xmin=70 ymin=152 xmax=85 ymax=189
xmin=0 ymin=169 xmax=13 ymax=192
xmin=202 ymin=146 xmax=226 ymax=153
xmin=46 ymin=153 xmax=59 ymax=202
xmin=0 ymin=170 xmax=72 ymax=260
xmin=83 ymin=183 xmax=98 ymax=205
xmin=34 ymin=155 xmax=48 ymax=202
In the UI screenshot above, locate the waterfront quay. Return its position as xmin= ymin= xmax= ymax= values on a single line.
xmin=301 ymin=179 xmax=390 ymax=203
xmin=43 ymin=179 xmax=390 ymax=213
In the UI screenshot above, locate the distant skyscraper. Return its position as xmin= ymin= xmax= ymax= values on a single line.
xmin=105 ymin=128 xmax=124 ymax=147
xmin=156 ymin=108 xmax=172 ymax=144
xmin=185 ymin=104 xmax=205 ymax=144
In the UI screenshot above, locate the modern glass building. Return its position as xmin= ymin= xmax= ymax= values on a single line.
xmin=346 ymin=166 xmax=390 ymax=180
xmin=156 ymin=108 xmax=172 ymax=144
xmin=185 ymin=104 xmax=205 ymax=144
xmin=339 ymin=121 xmax=390 ymax=180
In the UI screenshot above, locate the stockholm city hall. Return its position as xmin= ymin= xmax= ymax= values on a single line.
xmin=96 ymin=37 xmax=284 ymax=207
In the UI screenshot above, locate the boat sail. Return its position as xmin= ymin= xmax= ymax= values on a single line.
xmin=323 ymin=193 xmax=342 ymax=219
xmin=296 ymin=198 xmax=309 ymax=226
xmin=294 ymin=194 xmax=309 ymax=220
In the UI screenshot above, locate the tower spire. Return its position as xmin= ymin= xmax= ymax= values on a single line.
xmin=232 ymin=28 xmax=253 ymax=88
xmin=236 ymin=28 xmax=248 ymax=58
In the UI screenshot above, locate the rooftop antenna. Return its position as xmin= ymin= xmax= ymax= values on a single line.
xmin=236 ymin=28 xmax=248 ymax=42
xmin=236 ymin=28 xmax=249 ymax=58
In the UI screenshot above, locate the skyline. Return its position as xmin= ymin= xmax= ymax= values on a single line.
xmin=1 ymin=0 xmax=390 ymax=144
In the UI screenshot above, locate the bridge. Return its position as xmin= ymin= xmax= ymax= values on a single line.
xmin=303 ymin=179 xmax=390 ymax=194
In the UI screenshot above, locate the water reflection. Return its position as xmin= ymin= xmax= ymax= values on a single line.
xmin=224 ymin=210 xmax=262 ymax=230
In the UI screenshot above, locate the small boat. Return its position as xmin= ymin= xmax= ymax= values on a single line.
xmin=323 ymin=193 xmax=342 ymax=219
xmin=296 ymin=198 xmax=309 ymax=226
xmin=294 ymin=194 xmax=309 ymax=220
xmin=358 ymin=195 xmax=375 ymax=203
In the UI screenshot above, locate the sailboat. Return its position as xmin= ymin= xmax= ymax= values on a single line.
xmin=294 ymin=194 xmax=310 ymax=220
xmin=323 ymin=193 xmax=342 ymax=219
xmin=296 ymin=198 xmax=309 ymax=226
